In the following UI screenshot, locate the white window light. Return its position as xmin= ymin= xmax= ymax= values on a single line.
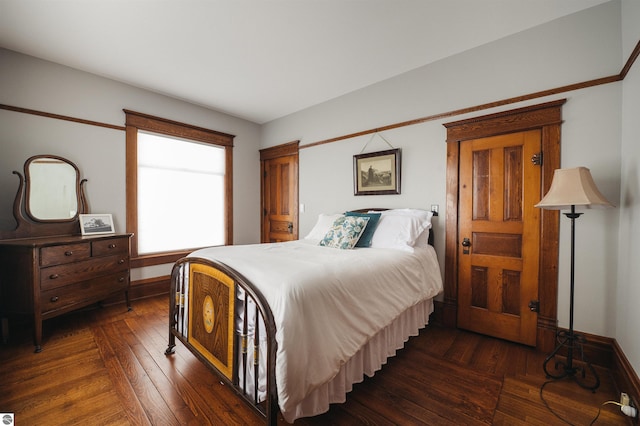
xmin=137 ymin=131 xmax=226 ymax=254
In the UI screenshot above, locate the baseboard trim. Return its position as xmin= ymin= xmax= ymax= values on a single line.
xmin=612 ymin=339 xmax=640 ymax=414
xmin=101 ymin=275 xmax=171 ymax=305
xmin=129 ymin=275 xmax=171 ymax=301
xmin=567 ymin=329 xmax=615 ymax=369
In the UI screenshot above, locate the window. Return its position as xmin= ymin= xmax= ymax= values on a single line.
xmin=137 ymin=132 xmax=226 ymax=253
xmin=125 ymin=110 xmax=234 ymax=268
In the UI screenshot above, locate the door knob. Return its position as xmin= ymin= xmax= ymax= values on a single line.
xmin=287 ymin=222 xmax=293 ymax=233
xmin=461 ymin=237 xmax=471 ymax=254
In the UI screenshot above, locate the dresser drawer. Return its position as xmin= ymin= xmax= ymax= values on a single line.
xmin=92 ymin=237 xmax=129 ymax=257
xmin=40 ymin=271 xmax=129 ymax=314
xmin=40 ymin=243 xmax=91 ymax=267
xmin=40 ymin=254 xmax=129 ymax=291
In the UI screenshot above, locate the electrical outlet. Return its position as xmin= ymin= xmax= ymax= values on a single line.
xmin=621 ymin=395 xmax=639 ymax=423
xmin=620 ymin=392 xmax=639 ymax=422
xmin=622 ymin=392 xmax=631 ymax=406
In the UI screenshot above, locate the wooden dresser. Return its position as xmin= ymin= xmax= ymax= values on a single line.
xmin=0 ymin=233 xmax=132 ymax=352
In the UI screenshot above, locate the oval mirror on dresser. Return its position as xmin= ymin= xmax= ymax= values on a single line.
xmin=25 ymin=155 xmax=81 ymax=221
xmin=0 ymin=154 xmax=88 ymax=238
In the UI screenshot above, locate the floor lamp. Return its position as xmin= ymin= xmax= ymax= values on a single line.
xmin=535 ymin=167 xmax=614 ymax=391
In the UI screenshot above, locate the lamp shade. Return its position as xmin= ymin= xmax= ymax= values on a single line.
xmin=535 ymin=167 xmax=614 ymax=210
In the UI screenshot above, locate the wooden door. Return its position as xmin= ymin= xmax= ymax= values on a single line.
xmin=457 ymin=130 xmax=541 ymax=346
xmin=260 ymin=142 xmax=299 ymax=243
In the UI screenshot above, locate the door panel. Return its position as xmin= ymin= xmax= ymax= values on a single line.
xmin=262 ymin=154 xmax=298 ymax=243
xmin=457 ymin=130 xmax=541 ymax=346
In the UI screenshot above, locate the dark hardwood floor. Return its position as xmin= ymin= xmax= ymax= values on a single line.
xmin=0 ymin=295 xmax=631 ymax=425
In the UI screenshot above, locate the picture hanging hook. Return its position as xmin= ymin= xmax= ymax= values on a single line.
xmin=359 ymin=132 xmax=395 ymax=153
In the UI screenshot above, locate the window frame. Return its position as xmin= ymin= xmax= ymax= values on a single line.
xmin=124 ymin=109 xmax=234 ymax=268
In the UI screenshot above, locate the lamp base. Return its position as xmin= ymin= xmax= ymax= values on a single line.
xmin=542 ymin=329 xmax=600 ymax=391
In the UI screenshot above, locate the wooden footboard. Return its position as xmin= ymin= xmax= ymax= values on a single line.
xmin=165 ymin=256 xmax=278 ymax=425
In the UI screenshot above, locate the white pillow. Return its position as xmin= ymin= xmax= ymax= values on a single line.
xmin=386 ymin=208 xmax=433 ymax=248
xmin=379 ymin=208 xmax=433 ymax=222
xmin=413 ymin=228 xmax=432 ymax=248
xmin=304 ymin=213 xmax=342 ymax=240
xmin=370 ymin=211 xmax=432 ymax=252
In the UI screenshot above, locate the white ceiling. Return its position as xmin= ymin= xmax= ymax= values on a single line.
xmin=1 ymin=0 xmax=610 ymax=124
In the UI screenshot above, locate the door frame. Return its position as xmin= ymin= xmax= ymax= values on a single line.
xmin=442 ymin=99 xmax=565 ymax=352
xmin=259 ymin=140 xmax=300 ymax=243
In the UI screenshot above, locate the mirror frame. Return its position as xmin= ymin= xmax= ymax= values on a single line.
xmin=25 ymin=155 xmax=83 ymax=222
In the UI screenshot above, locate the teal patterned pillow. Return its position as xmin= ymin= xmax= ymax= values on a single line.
xmin=345 ymin=211 xmax=381 ymax=247
xmin=319 ymin=215 xmax=370 ymax=249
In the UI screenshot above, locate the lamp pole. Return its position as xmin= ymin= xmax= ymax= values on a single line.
xmin=542 ymin=205 xmax=600 ymax=391
xmin=566 ymin=205 xmax=581 ymax=374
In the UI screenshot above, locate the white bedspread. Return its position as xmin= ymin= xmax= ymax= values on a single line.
xmin=189 ymin=240 xmax=443 ymax=421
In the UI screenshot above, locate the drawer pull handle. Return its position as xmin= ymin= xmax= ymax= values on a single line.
xmin=64 ymin=251 xmax=73 ymax=256
xmin=49 ymin=274 xmax=59 ymax=279
xmin=118 ymin=277 xmax=125 ymax=283
xmin=50 ymin=296 xmax=59 ymax=303
xmin=118 ymin=259 xmax=125 ymax=264
xmin=108 ymin=244 xmax=117 ymax=249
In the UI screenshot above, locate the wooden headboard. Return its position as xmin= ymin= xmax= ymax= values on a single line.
xmin=349 ymin=208 xmax=434 ymax=247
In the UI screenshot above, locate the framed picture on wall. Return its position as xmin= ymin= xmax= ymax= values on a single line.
xmin=353 ymin=148 xmax=401 ymax=195
xmin=79 ymin=213 xmax=115 ymax=235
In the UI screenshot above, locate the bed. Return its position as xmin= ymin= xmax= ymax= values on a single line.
xmin=165 ymin=208 xmax=443 ymax=424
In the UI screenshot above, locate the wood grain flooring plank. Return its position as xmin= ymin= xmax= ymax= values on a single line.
xmin=119 ymin=316 xmax=201 ymax=424
xmin=443 ymin=329 xmax=483 ymax=365
xmin=407 ymin=324 xmax=460 ymax=358
xmin=18 ymin=387 xmax=128 ymax=426
xmin=0 ymin=327 xmax=96 ymax=367
xmin=126 ymin=315 xmax=233 ymax=425
xmin=317 ymin=395 xmax=397 ymax=426
xmin=350 ymin=373 xmax=462 ymax=425
xmin=8 ymin=373 xmax=118 ymax=424
xmin=100 ymin=320 xmax=182 ymax=426
xmin=496 ymin=376 xmax=628 ymax=425
xmin=295 ymin=405 xmax=364 ymax=426
xmin=372 ymin=363 xmax=492 ymax=425
xmin=92 ymin=324 xmax=153 ymax=426
xmin=168 ymin=352 xmax=263 ymax=426
xmin=468 ymin=335 xmax=511 ymax=374
xmin=59 ymin=389 xmax=130 ymax=426
xmin=401 ymin=351 xmax=502 ymax=409
xmin=1 ymin=344 xmax=100 ymax=386
xmin=0 ymin=335 xmax=100 ymax=383
xmin=3 ymin=356 xmax=107 ymax=405
xmin=491 ymin=341 xmax=530 ymax=376
xmin=492 ymin=410 xmax=550 ymax=426
xmin=523 ymin=349 xmax=549 ymax=377
xmin=127 ymin=314 xmax=262 ymax=425
xmin=495 ymin=389 xmax=563 ymax=424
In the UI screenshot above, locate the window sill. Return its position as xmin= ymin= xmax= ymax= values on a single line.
xmin=131 ymin=250 xmax=193 ymax=268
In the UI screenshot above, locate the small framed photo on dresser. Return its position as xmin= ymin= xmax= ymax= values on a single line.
xmin=79 ymin=214 xmax=115 ymax=235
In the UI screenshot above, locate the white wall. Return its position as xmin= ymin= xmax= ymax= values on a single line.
xmin=617 ymin=0 xmax=640 ymax=377
xmin=262 ymin=1 xmax=625 ymax=342
xmin=0 ymin=48 xmax=262 ymax=280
